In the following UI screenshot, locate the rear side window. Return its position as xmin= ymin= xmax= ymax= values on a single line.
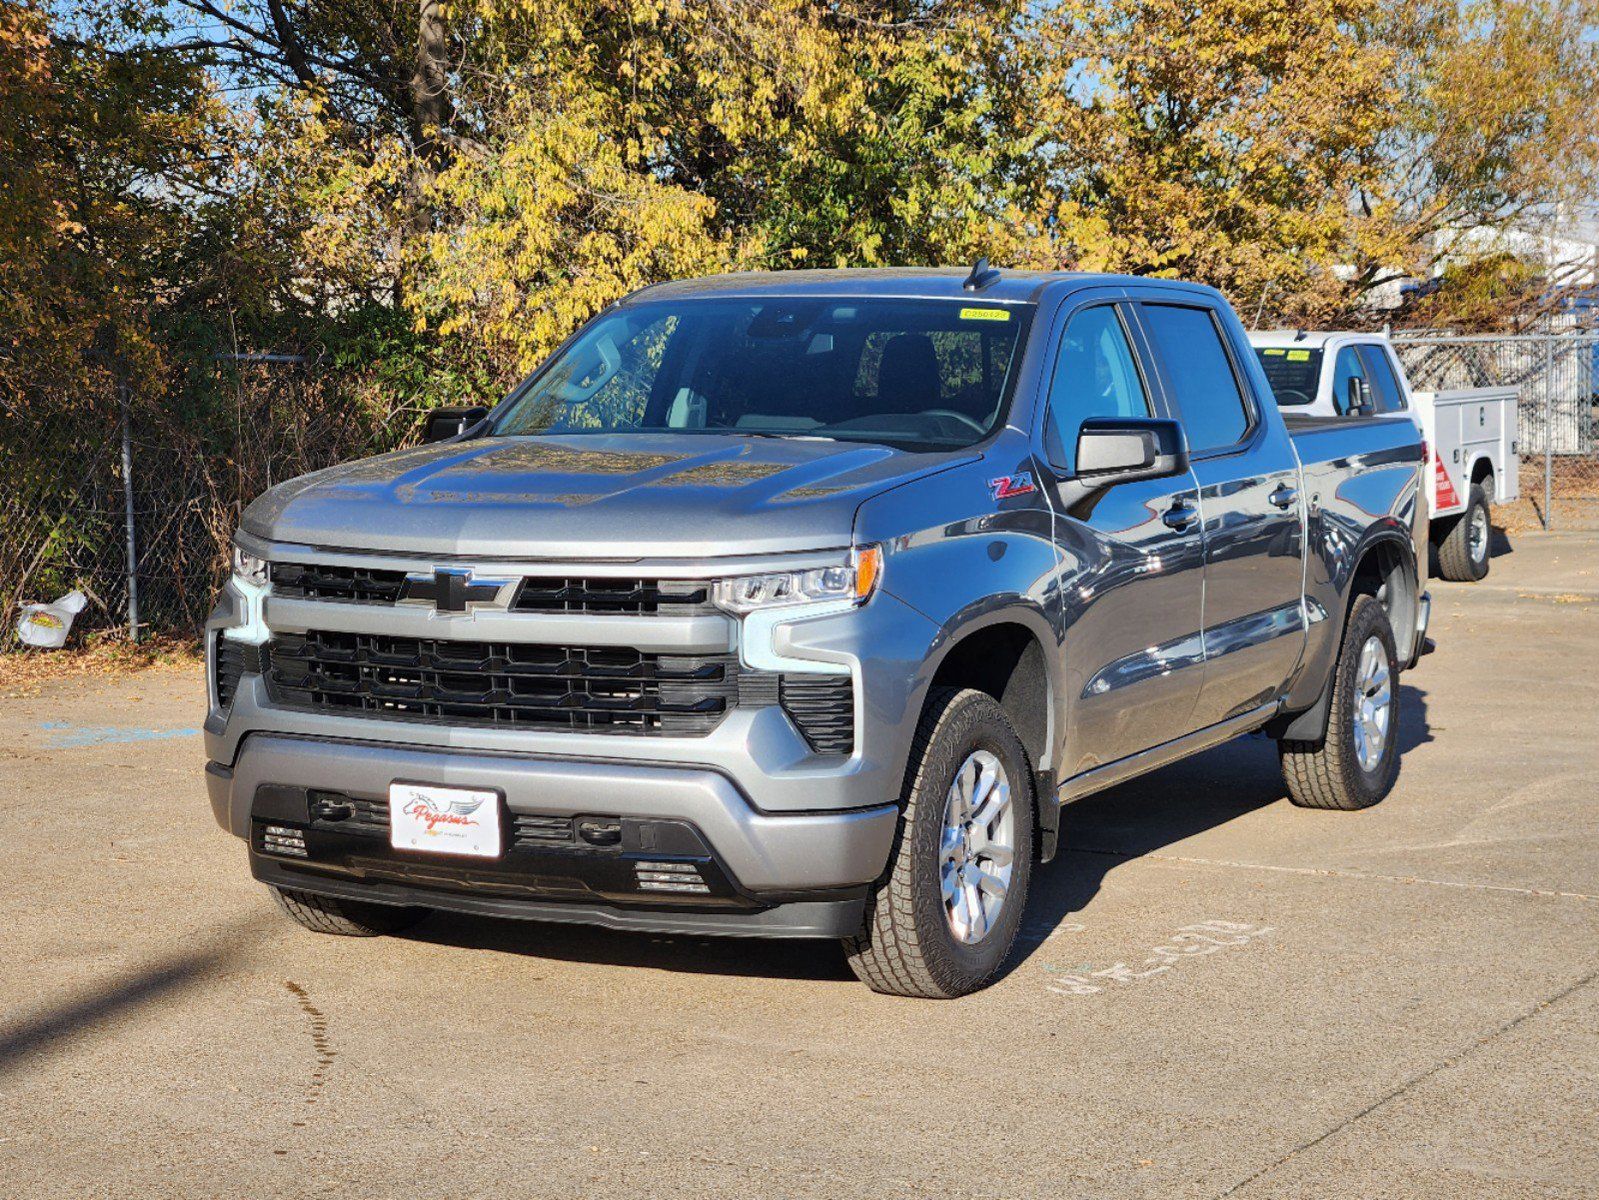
xmin=1140 ymin=304 xmax=1252 ymax=453
xmin=1357 ymin=345 xmax=1407 ymax=412
xmin=1043 ymin=306 xmax=1151 ymax=470
xmin=1331 ymin=347 xmax=1368 ymax=415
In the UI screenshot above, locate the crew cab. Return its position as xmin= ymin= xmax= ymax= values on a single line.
xmin=206 ymin=268 xmax=1429 ymax=998
xmin=1249 ymin=330 xmax=1518 ymax=581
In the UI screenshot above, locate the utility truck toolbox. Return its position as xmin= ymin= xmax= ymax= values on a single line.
xmin=208 ymin=266 xmax=1430 ymax=997
xmin=1249 ymin=329 xmax=1518 ymax=582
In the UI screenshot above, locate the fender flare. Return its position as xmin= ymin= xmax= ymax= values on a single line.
xmin=910 ymin=600 xmax=1065 ymax=862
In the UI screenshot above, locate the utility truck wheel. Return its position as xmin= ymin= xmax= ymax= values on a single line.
xmin=270 ymin=886 xmax=427 ymax=937
xmin=1278 ymin=595 xmax=1400 ymax=811
xmin=1436 ymin=485 xmax=1491 ymax=582
xmin=845 ymin=688 xmax=1035 ymax=999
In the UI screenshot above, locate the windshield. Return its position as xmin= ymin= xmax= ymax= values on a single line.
xmin=489 ymin=298 xmax=1032 ymax=450
xmin=1253 ymin=347 xmax=1324 ymax=406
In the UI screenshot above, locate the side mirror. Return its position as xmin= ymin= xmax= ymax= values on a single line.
xmin=1074 ymin=417 xmax=1187 ymax=487
xmin=1346 ymin=377 xmax=1372 ymax=415
xmin=422 ymin=406 xmax=490 ymax=443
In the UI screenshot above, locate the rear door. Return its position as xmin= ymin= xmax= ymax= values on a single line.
xmin=1038 ymin=297 xmax=1209 ymax=775
xmin=1133 ymin=299 xmax=1308 ymax=728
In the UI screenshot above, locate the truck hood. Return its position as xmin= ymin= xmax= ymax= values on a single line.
xmin=241 ymin=432 xmax=975 ymax=560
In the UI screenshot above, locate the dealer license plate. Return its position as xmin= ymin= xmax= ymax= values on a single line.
xmin=388 ymin=782 xmax=502 ymax=858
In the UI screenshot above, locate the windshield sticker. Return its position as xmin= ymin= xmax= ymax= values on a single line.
xmin=960 ymin=307 xmax=1011 ymax=322
xmin=1287 ymin=349 xmax=1311 ymax=361
xmin=1262 ymin=348 xmax=1286 ymax=356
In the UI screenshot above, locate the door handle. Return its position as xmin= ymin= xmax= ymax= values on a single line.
xmin=1163 ymin=500 xmax=1198 ymax=531
xmin=1268 ymin=484 xmax=1299 ymax=510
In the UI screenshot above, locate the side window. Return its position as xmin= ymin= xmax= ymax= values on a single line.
xmin=1139 ymin=304 xmax=1252 ymax=453
xmin=1330 ymin=347 xmax=1368 ymax=415
xmin=1357 ymin=345 xmax=1406 ymax=412
xmin=1043 ymin=306 xmax=1151 ymax=470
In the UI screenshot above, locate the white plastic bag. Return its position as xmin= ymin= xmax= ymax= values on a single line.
xmin=17 ymin=590 xmax=88 ymax=649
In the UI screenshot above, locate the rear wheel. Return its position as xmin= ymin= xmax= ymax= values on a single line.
xmin=1278 ymin=594 xmax=1400 ymax=810
xmin=845 ymin=688 xmax=1035 ymax=998
xmin=1436 ymin=484 xmax=1491 ymax=582
xmin=270 ymin=886 xmax=428 ymax=937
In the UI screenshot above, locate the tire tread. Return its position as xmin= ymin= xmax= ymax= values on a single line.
xmin=270 ymin=885 xmax=425 ymax=937
xmin=1279 ymin=594 xmax=1399 ymax=811
xmin=844 ymin=687 xmax=1033 ymax=998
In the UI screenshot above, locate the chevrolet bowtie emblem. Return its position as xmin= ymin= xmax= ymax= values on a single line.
xmin=399 ymin=568 xmax=510 ymax=613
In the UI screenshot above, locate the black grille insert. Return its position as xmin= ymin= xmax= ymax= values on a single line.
xmin=780 ymin=674 xmax=855 ymax=755
xmin=214 ymin=640 xmax=247 ymax=711
xmin=271 ymin=563 xmax=409 ymax=603
xmin=511 ymin=577 xmax=712 ymax=616
xmin=266 ymin=631 xmax=735 ymax=735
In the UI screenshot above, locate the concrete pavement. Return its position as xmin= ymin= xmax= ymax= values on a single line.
xmin=1 ymin=531 xmax=1595 ymax=1198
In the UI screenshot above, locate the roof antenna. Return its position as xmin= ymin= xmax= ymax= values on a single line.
xmin=1294 ymin=328 xmax=1308 ymax=342
xmin=963 ymin=257 xmax=1001 ymax=292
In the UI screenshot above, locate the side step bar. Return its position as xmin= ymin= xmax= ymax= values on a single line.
xmin=1055 ymin=701 xmax=1281 ymax=806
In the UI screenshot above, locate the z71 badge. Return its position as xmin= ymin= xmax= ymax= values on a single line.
xmin=988 ymin=472 xmax=1037 ymax=501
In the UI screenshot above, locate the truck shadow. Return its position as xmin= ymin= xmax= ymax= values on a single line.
xmin=1003 ymin=681 xmax=1433 ymax=979
xmin=405 ymin=684 xmax=1431 ymax=988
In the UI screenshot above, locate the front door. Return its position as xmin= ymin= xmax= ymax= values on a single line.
xmin=1038 ymin=301 xmax=1209 ymax=777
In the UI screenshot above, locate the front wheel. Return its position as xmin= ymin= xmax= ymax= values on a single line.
xmin=1278 ymin=594 xmax=1401 ymax=810
xmin=845 ymin=688 xmax=1035 ymax=998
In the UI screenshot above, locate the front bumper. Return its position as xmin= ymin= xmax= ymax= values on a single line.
xmin=208 ymin=733 xmax=899 ymax=937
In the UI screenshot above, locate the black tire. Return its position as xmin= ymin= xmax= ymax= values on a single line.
xmin=845 ymin=688 xmax=1035 ymax=999
xmin=1436 ymin=484 xmax=1491 ymax=582
xmin=1278 ymin=594 xmax=1401 ymax=810
xmin=269 ymin=885 xmax=428 ymax=937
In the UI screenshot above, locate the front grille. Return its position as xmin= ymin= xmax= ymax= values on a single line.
xmin=271 ymin=562 xmax=408 ymax=603
xmin=268 ymin=562 xmax=715 ymax=616
xmin=780 ymin=675 xmax=855 ymax=755
xmin=510 ymin=577 xmax=713 ymax=616
xmin=266 ymin=631 xmax=736 ymax=735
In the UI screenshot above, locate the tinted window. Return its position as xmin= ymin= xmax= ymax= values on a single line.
xmin=1253 ymin=347 xmax=1323 ymax=406
xmin=1331 ymin=346 xmax=1368 ymax=415
xmin=1043 ymin=306 xmax=1151 ymax=469
xmin=1357 ymin=345 xmax=1406 ymax=412
xmin=1140 ymin=305 xmax=1251 ymax=452
xmin=490 ymin=299 xmax=1028 ymax=450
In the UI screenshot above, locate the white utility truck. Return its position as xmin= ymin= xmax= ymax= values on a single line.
xmin=1249 ymin=331 xmax=1518 ymax=582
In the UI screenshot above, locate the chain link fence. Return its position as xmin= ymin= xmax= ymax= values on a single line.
xmin=2 ymin=357 xmax=422 ymax=651
xmin=1391 ymin=332 xmax=1599 ymax=530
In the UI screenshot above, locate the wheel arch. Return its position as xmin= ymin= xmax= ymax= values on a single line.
xmin=918 ymin=608 xmax=1063 ymax=861
xmin=1269 ymin=526 xmax=1418 ymax=744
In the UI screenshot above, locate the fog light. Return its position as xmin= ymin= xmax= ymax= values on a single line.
xmin=634 ymin=860 xmax=709 ymax=894
xmin=263 ymin=824 xmax=308 ymax=858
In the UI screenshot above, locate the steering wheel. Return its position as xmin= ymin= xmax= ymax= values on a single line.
xmin=922 ymin=409 xmax=987 ymax=434
xmin=1275 ymin=389 xmax=1313 ymax=407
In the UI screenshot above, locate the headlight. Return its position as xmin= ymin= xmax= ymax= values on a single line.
xmin=232 ymin=545 xmax=270 ymax=588
xmin=713 ymin=545 xmax=882 ymax=614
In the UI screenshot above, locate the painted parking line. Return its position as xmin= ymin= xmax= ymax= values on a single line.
xmin=1069 ymin=845 xmax=1599 ymax=904
xmin=38 ymin=722 xmax=201 ymax=749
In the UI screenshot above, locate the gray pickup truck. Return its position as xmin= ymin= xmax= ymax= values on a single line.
xmin=205 ymin=266 xmax=1430 ymax=997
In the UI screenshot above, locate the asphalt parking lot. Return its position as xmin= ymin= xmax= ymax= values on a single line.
xmin=2 ymin=532 xmax=1597 ymax=1199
